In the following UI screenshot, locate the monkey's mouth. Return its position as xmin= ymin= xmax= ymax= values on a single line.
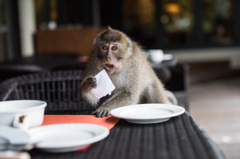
xmin=104 ymin=64 xmax=114 ymax=70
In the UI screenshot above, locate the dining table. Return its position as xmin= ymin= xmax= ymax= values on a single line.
xmin=26 ymin=110 xmax=226 ymax=159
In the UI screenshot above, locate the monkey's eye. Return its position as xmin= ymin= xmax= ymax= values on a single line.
xmin=111 ymin=46 xmax=117 ymax=51
xmin=102 ymin=46 xmax=108 ymax=50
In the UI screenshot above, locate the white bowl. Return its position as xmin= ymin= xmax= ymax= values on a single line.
xmin=0 ymin=100 xmax=47 ymax=128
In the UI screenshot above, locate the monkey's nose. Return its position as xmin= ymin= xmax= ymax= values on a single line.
xmin=105 ymin=52 xmax=111 ymax=60
xmin=105 ymin=54 xmax=111 ymax=60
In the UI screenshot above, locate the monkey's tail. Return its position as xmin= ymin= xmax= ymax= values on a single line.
xmin=165 ymin=90 xmax=178 ymax=105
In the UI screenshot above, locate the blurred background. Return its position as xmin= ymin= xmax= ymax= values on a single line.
xmin=0 ymin=0 xmax=240 ymax=158
xmin=1 ymin=0 xmax=240 ymax=63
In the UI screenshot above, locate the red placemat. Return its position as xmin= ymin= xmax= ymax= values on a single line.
xmin=41 ymin=115 xmax=120 ymax=130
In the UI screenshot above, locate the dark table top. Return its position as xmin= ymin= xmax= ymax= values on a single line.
xmin=29 ymin=111 xmax=226 ymax=159
xmin=3 ymin=54 xmax=86 ymax=71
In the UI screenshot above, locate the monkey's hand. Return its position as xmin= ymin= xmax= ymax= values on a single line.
xmin=92 ymin=107 xmax=112 ymax=118
xmin=80 ymin=76 xmax=100 ymax=106
xmin=81 ymin=76 xmax=97 ymax=93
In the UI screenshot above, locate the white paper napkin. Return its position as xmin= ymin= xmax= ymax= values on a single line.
xmin=92 ymin=69 xmax=115 ymax=99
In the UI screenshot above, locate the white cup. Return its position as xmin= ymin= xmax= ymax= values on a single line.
xmin=147 ymin=50 xmax=164 ymax=63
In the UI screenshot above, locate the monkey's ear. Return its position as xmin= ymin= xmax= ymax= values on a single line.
xmin=107 ymin=26 xmax=112 ymax=30
xmin=127 ymin=38 xmax=132 ymax=51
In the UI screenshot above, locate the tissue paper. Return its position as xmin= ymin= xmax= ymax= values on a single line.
xmin=92 ymin=69 xmax=115 ymax=99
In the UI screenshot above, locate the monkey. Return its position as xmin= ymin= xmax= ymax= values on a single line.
xmin=80 ymin=27 xmax=177 ymax=117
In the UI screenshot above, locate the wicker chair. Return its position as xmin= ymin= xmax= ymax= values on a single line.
xmin=0 ymin=70 xmax=98 ymax=112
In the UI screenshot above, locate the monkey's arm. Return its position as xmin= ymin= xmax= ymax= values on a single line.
xmin=80 ymin=54 xmax=102 ymax=106
xmin=93 ymin=89 xmax=138 ymax=117
xmin=80 ymin=76 xmax=99 ymax=106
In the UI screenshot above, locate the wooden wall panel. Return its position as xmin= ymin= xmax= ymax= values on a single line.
xmin=34 ymin=27 xmax=106 ymax=56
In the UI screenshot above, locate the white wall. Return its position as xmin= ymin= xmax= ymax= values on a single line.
xmin=166 ymin=47 xmax=240 ymax=69
xmin=18 ymin=0 xmax=36 ymax=57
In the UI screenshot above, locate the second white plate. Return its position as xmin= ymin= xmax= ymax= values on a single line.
xmin=111 ymin=104 xmax=185 ymax=124
xmin=27 ymin=123 xmax=109 ymax=153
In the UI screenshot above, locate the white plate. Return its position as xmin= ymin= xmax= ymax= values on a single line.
xmin=27 ymin=123 xmax=109 ymax=153
xmin=111 ymin=104 xmax=185 ymax=124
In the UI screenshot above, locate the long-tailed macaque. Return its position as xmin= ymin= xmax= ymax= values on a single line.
xmin=80 ymin=27 xmax=177 ymax=117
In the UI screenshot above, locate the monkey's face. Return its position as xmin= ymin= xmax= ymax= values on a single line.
xmin=97 ymin=42 xmax=124 ymax=74
xmin=93 ymin=27 xmax=132 ymax=74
